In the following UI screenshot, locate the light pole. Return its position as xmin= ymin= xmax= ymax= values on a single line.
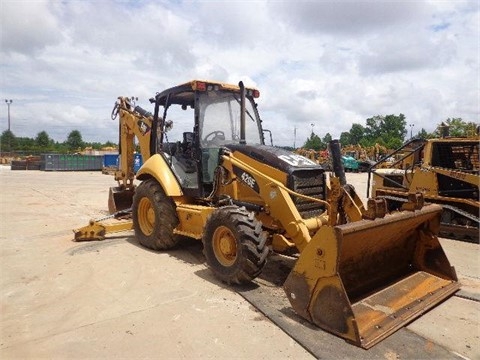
xmin=5 ymin=99 xmax=12 ymax=132
xmin=293 ymin=126 xmax=297 ymax=149
xmin=409 ymin=123 xmax=414 ymax=139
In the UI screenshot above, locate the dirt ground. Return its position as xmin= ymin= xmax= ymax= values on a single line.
xmin=0 ymin=167 xmax=478 ymax=359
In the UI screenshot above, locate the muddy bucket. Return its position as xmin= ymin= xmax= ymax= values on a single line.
xmin=284 ymin=204 xmax=459 ymax=349
xmin=108 ymin=186 xmax=134 ymax=214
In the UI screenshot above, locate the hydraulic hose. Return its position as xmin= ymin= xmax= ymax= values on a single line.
xmin=329 ymin=139 xmax=347 ymax=186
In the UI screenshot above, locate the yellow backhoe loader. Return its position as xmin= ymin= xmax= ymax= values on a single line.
xmin=74 ymin=80 xmax=458 ymax=349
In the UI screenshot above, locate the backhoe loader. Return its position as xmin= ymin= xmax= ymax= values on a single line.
xmin=74 ymin=80 xmax=458 ymax=349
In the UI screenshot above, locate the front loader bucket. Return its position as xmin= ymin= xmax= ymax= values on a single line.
xmin=108 ymin=186 xmax=134 ymax=214
xmin=284 ymin=204 xmax=459 ymax=349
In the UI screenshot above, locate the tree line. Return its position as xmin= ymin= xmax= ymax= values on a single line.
xmin=0 ymin=129 xmax=116 ymax=154
xmin=0 ymin=116 xmax=476 ymax=154
xmin=302 ymin=116 xmax=477 ymax=151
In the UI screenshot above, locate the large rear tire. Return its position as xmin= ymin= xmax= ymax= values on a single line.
xmin=132 ymin=179 xmax=179 ymax=250
xmin=202 ymin=206 xmax=268 ymax=285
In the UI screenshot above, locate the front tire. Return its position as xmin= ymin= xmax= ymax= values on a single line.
xmin=132 ymin=179 xmax=179 ymax=250
xmin=202 ymin=206 xmax=268 ymax=285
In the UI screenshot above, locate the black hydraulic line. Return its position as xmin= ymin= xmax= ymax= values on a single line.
xmin=134 ymin=106 xmax=152 ymax=118
xmin=328 ymin=139 xmax=347 ymax=186
xmin=231 ymin=200 xmax=264 ymax=213
xmin=367 ymin=171 xmax=371 ymax=198
xmin=239 ymin=81 xmax=246 ymax=145
xmin=151 ymin=97 xmax=161 ymax=155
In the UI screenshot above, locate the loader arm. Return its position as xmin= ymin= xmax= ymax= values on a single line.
xmin=223 ymin=151 xmax=330 ymax=252
xmin=223 ymin=149 xmax=381 ymax=251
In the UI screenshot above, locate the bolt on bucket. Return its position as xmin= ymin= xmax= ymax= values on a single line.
xmin=108 ymin=186 xmax=134 ymax=214
xmin=284 ymin=204 xmax=459 ymax=349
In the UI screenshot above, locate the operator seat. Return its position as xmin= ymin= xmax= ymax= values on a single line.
xmin=182 ymin=132 xmax=194 ymax=157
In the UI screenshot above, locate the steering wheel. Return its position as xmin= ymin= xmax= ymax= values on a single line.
xmin=203 ymin=130 xmax=225 ymax=145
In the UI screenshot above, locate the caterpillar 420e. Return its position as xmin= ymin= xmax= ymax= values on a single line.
xmin=74 ymin=80 xmax=458 ymax=349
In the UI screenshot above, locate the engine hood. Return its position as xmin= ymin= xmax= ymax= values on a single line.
xmin=224 ymin=144 xmax=323 ymax=174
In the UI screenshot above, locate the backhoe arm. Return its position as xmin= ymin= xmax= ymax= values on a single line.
xmin=112 ymin=97 xmax=154 ymax=191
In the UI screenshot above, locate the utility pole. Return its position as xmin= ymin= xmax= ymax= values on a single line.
xmin=293 ymin=126 xmax=297 ymax=149
xmin=311 ymin=123 xmax=315 ymax=136
xmin=5 ymin=99 xmax=12 ymax=131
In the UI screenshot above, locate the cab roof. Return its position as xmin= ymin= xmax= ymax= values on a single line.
xmin=155 ymin=80 xmax=259 ymax=107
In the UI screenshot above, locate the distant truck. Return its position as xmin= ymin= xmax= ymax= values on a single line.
xmin=341 ymin=154 xmax=359 ymax=172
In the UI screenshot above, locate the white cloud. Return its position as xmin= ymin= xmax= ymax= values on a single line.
xmin=358 ymin=29 xmax=456 ymax=75
xmin=270 ymin=0 xmax=430 ymax=36
xmin=1 ymin=0 xmax=63 ymax=54
xmin=0 ymin=0 xmax=478 ymax=146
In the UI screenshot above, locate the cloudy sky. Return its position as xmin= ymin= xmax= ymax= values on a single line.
xmin=1 ymin=0 xmax=478 ymax=147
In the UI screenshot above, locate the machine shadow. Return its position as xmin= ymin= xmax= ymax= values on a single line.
xmin=122 ymin=233 xmax=298 ymax=293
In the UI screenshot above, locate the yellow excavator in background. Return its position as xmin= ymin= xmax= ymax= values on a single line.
xmin=369 ymin=133 xmax=479 ymax=243
xmin=74 ymin=80 xmax=458 ymax=349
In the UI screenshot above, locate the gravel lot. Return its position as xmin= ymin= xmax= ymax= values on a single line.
xmin=0 ymin=167 xmax=478 ymax=359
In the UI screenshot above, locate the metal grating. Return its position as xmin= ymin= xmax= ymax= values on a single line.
xmin=289 ymin=169 xmax=326 ymax=218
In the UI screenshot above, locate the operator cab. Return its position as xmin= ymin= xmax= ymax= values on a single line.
xmin=152 ymin=80 xmax=263 ymax=198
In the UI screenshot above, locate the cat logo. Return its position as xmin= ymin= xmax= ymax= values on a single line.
xmin=137 ymin=120 xmax=151 ymax=136
xmin=278 ymin=154 xmax=317 ymax=167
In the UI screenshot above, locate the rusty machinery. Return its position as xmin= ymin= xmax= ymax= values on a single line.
xmin=369 ymin=134 xmax=479 ymax=243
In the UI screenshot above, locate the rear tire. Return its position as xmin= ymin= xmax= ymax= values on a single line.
xmin=202 ymin=206 xmax=268 ymax=285
xmin=132 ymin=179 xmax=179 ymax=250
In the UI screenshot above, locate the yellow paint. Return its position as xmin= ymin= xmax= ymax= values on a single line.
xmin=136 ymin=154 xmax=183 ymax=197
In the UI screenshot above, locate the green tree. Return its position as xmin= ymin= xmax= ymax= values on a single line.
xmin=90 ymin=142 xmax=103 ymax=150
xmin=53 ymin=141 xmax=69 ymax=153
xmin=16 ymin=137 xmax=35 ymax=151
xmin=363 ymin=114 xmax=406 ymax=148
xmin=437 ymin=118 xmax=478 ymax=137
xmin=303 ymin=132 xmax=323 ymax=150
xmin=35 ymin=131 xmax=52 ymax=148
xmin=65 ymin=130 xmax=84 ymax=151
xmin=382 ymin=114 xmax=407 ymax=148
xmin=104 ymin=141 xmax=117 ymax=148
xmin=416 ymin=128 xmax=436 ymax=139
xmin=0 ymin=130 xmax=17 ymax=152
xmin=339 ymin=131 xmax=351 ymax=146
xmin=364 ymin=115 xmax=383 ymax=141
xmin=322 ymin=133 xmax=332 ymax=145
xmin=349 ymin=123 xmax=365 ymax=145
